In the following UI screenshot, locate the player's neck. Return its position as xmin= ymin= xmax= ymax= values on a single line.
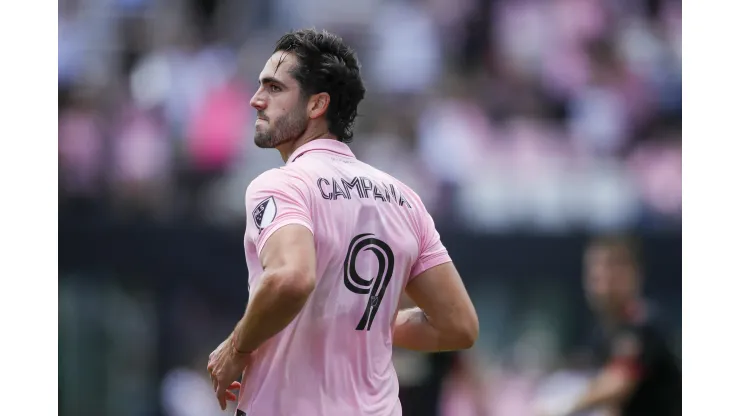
xmin=277 ymin=129 xmax=338 ymax=162
xmin=603 ymin=298 xmax=645 ymax=326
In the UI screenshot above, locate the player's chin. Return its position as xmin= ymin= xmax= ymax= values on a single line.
xmin=254 ymin=133 xmax=276 ymax=149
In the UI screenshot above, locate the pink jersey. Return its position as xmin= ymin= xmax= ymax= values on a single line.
xmin=238 ymin=139 xmax=451 ymax=416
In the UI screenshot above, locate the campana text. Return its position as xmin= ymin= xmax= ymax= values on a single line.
xmin=316 ymin=177 xmax=412 ymax=208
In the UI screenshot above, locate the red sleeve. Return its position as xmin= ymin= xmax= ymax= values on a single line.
xmin=607 ymin=331 xmax=646 ymax=381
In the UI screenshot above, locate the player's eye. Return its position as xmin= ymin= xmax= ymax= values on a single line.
xmin=270 ymin=84 xmax=281 ymax=93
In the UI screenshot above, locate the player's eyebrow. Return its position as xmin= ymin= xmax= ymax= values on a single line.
xmin=258 ymin=76 xmax=287 ymax=88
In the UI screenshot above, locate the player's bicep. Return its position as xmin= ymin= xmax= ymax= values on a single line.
xmin=404 ymin=262 xmax=478 ymax=337
xmin=259 ymin=223 xmax=317 ymax=291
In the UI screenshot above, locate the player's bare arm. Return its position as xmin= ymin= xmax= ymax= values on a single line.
xmin=393 ymin=262 xmax=478 ymax=351
xmin=232 ymin=223 xmax=317 ymax=353
xmin=207 ymin=224 xmax=315 ymax=410
xmin=538 ymin=365 xmax=638 ymax=416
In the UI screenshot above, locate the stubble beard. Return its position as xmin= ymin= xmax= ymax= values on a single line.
xmin=254 ymin=106 xmax=309 ymax=149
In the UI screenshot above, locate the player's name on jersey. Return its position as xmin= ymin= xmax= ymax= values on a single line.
xmin=316 ymin=176 xmax=412 ymax=208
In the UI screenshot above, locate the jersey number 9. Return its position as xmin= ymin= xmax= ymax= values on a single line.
xmin=343 ymin=233 xmax=395 ymax=331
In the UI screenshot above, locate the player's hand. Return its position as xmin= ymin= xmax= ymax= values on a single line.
xmin=223 ymin=381 xmax=242 ymax=402
xmin=207 ymin=336 xmax=253 ymax=410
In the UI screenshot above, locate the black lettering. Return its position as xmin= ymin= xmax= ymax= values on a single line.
xmin=381 ymin=183 xmax=392 ymax=203
xmin=343 ymin=234 xmax=395 ymax=331
xmin=332 ymin=178 xmax=349 ymax=200
xmin=317 ymin=178 xmax=332 ymax=200
xmin=320 ymin=177 xmax=412 ymax=209
xmin=342 ymin=177 xmax=365 ymax=199
xmin=372 ymin=184 xmax=387 ymax=202
xmin=399 ymin=193 xmax=411 ymax=208
xmin=360 ymin=177 xmax=373 ymax=198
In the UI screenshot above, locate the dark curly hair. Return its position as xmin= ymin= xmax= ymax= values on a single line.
xmin=274 ymin=29 xmax=366 ymax=143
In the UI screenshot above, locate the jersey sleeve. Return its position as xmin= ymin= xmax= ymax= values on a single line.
xmin=410 ymin=208 xmax=452 ymax=280
xmin=245 ymin=169 xmax=314 ymax=256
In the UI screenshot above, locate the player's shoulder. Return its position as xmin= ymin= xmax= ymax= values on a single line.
xmin=364 ymin=162 xmax=426 ymax=210
xmin=246 ymin=167 xmax=306 ymax=194
xmin=244 ymin=168 xmax=313 ymax=206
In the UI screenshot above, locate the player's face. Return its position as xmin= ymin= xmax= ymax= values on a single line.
xmin=250 ymin=52 xmax=309 ymax=149
xmin=583 ymin=246 xmax=639 ymax=314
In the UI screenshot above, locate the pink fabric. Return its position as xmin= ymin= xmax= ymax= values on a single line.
xmin=239 ymin=139 xmax=452 ymax=415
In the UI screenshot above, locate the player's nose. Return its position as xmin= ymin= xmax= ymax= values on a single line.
xmin=250 ymin=90 xmax=266 ymax=110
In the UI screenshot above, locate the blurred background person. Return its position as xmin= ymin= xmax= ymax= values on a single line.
xmin=59 ymin=0 xmax=681 ymax=415
xmin=535 ymin=235 xmax=681 ymax=416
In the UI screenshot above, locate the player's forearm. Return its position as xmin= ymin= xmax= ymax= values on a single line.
xmin=393 ymin=307 xmax=473 ymax=352
xmin=559 ymin=373 xmax=630 ymax=416
xmin=560 ymin=392 xmax=616 ymax=416
xmin=232 ymin=269 xmax=315 ymax=353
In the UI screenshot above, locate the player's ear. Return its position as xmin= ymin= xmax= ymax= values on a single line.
xmin=307 ymin=92 xmax=330 ymax=120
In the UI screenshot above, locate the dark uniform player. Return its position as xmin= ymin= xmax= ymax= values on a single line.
xmin=540 ymin=235 xmax=681 ymax=416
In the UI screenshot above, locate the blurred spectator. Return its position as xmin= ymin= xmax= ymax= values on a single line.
xmin=59 ymin=0 xmax=85 ymax=87
xmin=186 ymin=73 xmax=248 ymax=173
xmin=368 ymin=0 xmax=443 ymax=95
xmin=440 ymin=352 xmax=498 ymax=416
xmin=627 ymin=135 xmax=682 ymax=223
xmin=109 ymin=95 xmax=173 ymax=219
xmin=59 ymin=87 xmax=105 ymax=200
xmin=58 ymin=0 xmax=682 ymax=232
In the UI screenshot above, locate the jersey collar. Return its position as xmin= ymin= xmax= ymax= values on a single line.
xmin=287 ymin=138 xmax=356 ymax=165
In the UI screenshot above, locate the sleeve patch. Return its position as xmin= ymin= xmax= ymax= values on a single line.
xmin=252 ymin=196 xmax=277 ymax=232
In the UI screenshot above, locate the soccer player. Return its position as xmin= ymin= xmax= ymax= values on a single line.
xmin=539 ymin=235 xmax=681 ymax=416
xmin=206 ymin=29 xmax=479 ymax=416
